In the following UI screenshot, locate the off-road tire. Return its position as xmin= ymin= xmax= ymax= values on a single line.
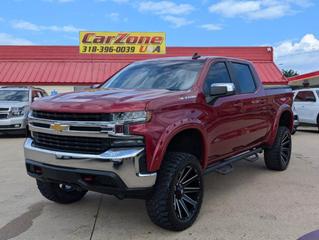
xmin=264 ymin=126 xmax=292 ymax=171
xmin=37 ymin=180 xmax=87 ymax=204
xmin=146 ymin=152 xmax=203 ymax=231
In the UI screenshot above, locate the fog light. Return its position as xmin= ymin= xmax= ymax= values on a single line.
xmin=14 ymin=124 xmax=21 ymax=128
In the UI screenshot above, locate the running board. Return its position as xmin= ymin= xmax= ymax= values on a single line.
xmin=204 ymin=148 xmax=263 ymax=175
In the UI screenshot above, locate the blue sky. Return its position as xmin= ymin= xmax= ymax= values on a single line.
xmin=0 ymin=0 xmax=318 ymax=73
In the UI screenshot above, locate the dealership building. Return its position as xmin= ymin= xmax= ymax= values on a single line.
xmin=0 ymin=46 xmax=287 ymax=94
xmin=288 ymin=71 xmax=319 ymax=89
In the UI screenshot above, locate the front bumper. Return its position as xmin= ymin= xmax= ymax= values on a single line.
xmin=24 ymin=138 xmax=157 ymax=193
xmin=0 ymin=116 xmax=27 ymax=130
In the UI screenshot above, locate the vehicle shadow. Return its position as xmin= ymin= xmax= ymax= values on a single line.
xmin=0 ymin=133 xmax=26 ymax=139
xmin=88 ymin=159 xmax=270 ymax=239
xmin=297 ymin=128 xmax=319 ymax=134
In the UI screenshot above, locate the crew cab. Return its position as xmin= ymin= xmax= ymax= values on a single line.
xmin=0 ymin=86 xmax=47 ymax=134
xmin=293 ymin=88 xmax=319 ymax=131
xmin=24 ymin=56 xmax=293 ymax=231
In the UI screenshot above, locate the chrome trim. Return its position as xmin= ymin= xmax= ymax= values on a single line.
xmin=28 ymin=115 xmax=142 ymax=139
xmin=24 ymin=138 xmax=156 ymax=188
xmin=24 ymin=138 xmax=143 ymax=164
xmin=28 ymin=115 xmax=115 ymax=128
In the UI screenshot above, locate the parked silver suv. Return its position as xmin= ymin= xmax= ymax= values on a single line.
xmin=0 ymin=86 xmax=47 ymax=134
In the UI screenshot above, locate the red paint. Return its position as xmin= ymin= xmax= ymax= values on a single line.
xmin=31 ymin=57 xmax=293 ymax=172
xmin=288 ymin=71 xmax=319 ymax=82
xmin=0 ymin=46 xmax=286 ymax=85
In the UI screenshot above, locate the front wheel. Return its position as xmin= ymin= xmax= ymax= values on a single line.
xmin=146 ymin=152 xmax=203 ymax=231
xmin=264 ymin=126 xmax=292 ymax=171
xmin=37 ymin=180 xmax=87 ymax=204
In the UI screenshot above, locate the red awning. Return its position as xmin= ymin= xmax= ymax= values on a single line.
xmin=0 ymin=46 xmax=287 ymax=85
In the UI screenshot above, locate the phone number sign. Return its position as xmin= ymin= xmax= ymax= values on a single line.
xmin=79 ymin=32 xmax=166 ymax=54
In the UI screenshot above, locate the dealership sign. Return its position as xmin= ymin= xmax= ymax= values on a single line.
xmin=79 ymin=32 xmax=166 ymax=54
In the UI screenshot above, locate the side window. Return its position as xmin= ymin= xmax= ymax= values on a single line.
xmin=204 ymin=62 xmax=231 ymax=94
xmin=232 ymin=63 xmax=256 ymax=94
xmin=295 ymin=91 xmax=316 ymax=102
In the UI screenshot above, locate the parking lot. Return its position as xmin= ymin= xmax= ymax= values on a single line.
xmin=0 ymin=129 xmax=318 ymax=240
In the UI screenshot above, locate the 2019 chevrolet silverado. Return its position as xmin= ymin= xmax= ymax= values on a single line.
xmin=24 ymin=56 xmax=293 ymax=231
xmin=0 ymin=86 xmax=47 ymax=134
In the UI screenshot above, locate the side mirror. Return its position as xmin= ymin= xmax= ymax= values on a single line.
xmin=33 ymin=97 xmax=40 ymax=102
xmin=210 ymin=83 xmax=235 ymax=96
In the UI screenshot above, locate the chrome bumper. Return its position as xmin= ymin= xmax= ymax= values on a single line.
xmin=24 ymin=138 xmax=156 ymax=188
xmin=0 ymin=116 xmax=27 ymax=130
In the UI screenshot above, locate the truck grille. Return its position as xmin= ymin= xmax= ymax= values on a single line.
xmin=32 ymin=132 xmax=111 ymax=154
xmin=0 ymin=108 xmax=9 ymax=111
xmin=32 ymin=110 xmax=113 ymax=122
xmin=0 ymin=114 xmax=8 ymax=119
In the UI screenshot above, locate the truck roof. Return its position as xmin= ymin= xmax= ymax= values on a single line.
xmin=140 ymin=56 xmax=252 ymax=63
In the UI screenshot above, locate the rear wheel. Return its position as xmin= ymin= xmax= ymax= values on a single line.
xmin=264 ymin=126 xmax=292 ymax=171
xmin=37 ymin=180 xmax=87 ymax=204
xmin=146 ymin=152 xmax=203 ymax=231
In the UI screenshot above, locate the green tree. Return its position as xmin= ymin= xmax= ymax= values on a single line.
xmin=282 ymin=69 xmax=299 ymax=78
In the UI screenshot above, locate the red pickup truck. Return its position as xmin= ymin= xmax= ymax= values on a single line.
xmin=24 ymin=56 xmax=293 ymax=231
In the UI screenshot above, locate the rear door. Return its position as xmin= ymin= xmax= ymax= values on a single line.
xmin=228 ymin=61 xmax=271 ymax=149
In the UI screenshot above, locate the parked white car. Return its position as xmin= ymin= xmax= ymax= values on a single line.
xmin=293 ymin=88 xmax=319 ymax=131
xmin=0 ymin=86 xmax=47 ymax=134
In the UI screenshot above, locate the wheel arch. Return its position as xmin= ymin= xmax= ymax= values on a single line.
xmin=149 ymin=124 xmax=208 ymax=171
xmin=266 ymin=105 xmax=293 ymax=147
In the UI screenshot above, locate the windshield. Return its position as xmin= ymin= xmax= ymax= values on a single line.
xmin=103 ymin=60 xmax=204 ymax=91
xmin=0 ymin=90 xmax=29 ymax=102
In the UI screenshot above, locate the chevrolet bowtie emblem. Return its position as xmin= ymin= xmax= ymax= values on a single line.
xmin=50 ymin=123 xmax=69 ymax=132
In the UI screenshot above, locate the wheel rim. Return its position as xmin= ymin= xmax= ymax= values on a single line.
xmin=173 ymin=165 xmax=201 ymax=221
xmin=280 ymin=132 xmax=291 ymax=165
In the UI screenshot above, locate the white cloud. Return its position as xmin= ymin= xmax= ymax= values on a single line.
xmin=95 ymin=0 xmax=129 ymax=3
xmin=43 ymin=0 xmax=74 ymax=3
xmin=275 ymin=34 xmax=319 ymax=57
xmin=112 ymin=0 xmax=128 ymax=3
xmin=11 ymin=20 xmax=83 ymax=33
xmin=275 ymin=34 xmax=319 ymax=73
xmin=162 ymin=16 xmax=193 ymax=28
xmin=0 ymin=33 xmax=33 ymax=45
xmin=138 ymin=1 xmax=195 ymax=15
xmin=200 ymin=23 xmax=222 ymax=31
xmin=106 ymin=12 xmax=128 ymax=22
xmin=209 ymin=0 xmax=312 ymax=20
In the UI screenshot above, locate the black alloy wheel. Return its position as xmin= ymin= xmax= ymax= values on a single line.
xmin=173 ymin=165 xmax=201 ymax=221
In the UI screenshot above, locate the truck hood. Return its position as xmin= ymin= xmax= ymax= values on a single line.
xmin=31 ymin=88 xmax=181 ymax=113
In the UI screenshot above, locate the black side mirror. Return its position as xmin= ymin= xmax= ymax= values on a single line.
xmin=210 ymin=83 xmax=235 ymax=96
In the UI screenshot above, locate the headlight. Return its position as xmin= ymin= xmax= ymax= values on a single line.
xmin=112 ymin=111 xmax=151 ymax=124
xmin=11 ymin=106 xmax=27 ymax=117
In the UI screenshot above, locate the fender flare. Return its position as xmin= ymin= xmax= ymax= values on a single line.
xmin=266 ymin=104 xmax=293 ymax=147
xmin=149 ymin=119 xmax=208 ymax=171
